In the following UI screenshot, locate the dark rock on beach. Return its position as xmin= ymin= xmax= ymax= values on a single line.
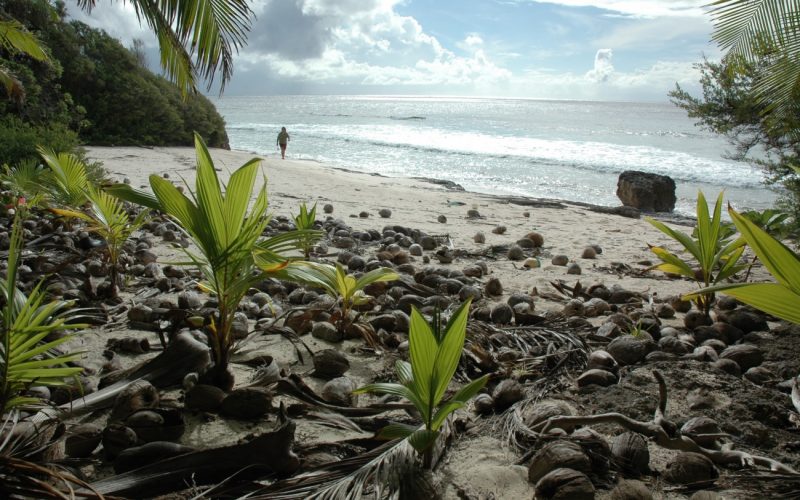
xmin=616 ymin=170 xmax=676 ymax=212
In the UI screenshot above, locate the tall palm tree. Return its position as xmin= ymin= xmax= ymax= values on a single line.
xmin=75 ymin=0 xmax=253 ymax=96
xmin=709 ymin=0 xmax=800 ymax=129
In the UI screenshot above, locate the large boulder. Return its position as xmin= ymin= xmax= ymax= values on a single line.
xmin=616 ymin=171 xmax=677 ymax=212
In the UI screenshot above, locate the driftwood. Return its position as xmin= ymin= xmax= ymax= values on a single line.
xmin=87 ymin=404 xmax=299 ymax=497
xmin=532 ymin=370 xmax=799 ymax=474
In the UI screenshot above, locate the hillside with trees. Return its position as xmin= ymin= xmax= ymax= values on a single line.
xmin=0 ymin=0 xmax=229 ymax=165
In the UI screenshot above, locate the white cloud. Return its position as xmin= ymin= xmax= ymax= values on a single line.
xmin=593 ymin=15 xmax=712 ymax=50
xmin=506 ymin=53 xmax=701 ymax=101
xmin=586 ymin=48 xmax=614 ymax=82
xmin=61 ymin=0 xmax=707 ymax=100
xmin=64 ymin=1 xmax=155 ymax=47
xmin=527 ymin=0 xmax=705 ymax=18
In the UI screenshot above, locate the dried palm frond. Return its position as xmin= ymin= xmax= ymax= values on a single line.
xmin=247 ymin=420 xmax=452 ymax=500
xmin=0 ymin=413 xmax=106 ymax=499
xmin=462 ymin=320 xmax=589 ymax=380
xmin=464 ymin=321 xmax=590 ymax=450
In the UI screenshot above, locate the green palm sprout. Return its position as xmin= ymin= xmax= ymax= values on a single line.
xmin=112 ymin=133 xmax=317 ymax=387
xmin=51 ymin=187 xmax=149 ymax=298
xmin=646 ymin=191 xmax=747 ymax=317
xmin=279 ymin=262 xmax=398 ymax=334
xmin=354 ymin=299 xmax=488 ymax=469
xmin=1 ymin=211 xmax=85 ymax=413
xmin=36 ymin=148 xmax=91 ymax=208
xmin=293 ymin=202 xmax=319 ymax=259
xmin=687 ymin=205 xmax=800 ymax=324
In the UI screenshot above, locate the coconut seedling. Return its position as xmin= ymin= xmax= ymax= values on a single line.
xmin=36 ymin=148 xmax=91 ymax=208
xmin=51 ymin=186 xmax=149 ymax=298
xmin=293 ymin=202 xmax=320 ymax=259
xmin=279 ymin=261 xmax=398 ymax=340
xmin=645 ymin=191 xmax=747 ymax=317
xmin=687 ymin=205 xmax=800 ymax=324
xmin=354 ymin=299 xmax=489 ymax=469
xmin=112 ymin=134 xmax=314 ymax=389
xmin=1 ymin=210 xmax=85 ymax=413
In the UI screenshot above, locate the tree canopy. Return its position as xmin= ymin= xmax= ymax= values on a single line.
xmin=0 ymin=0 xmax=229 ymax=164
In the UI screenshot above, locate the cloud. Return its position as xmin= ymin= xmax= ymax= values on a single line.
xmin=592 ymin=15 xmax=712 ymax=51
xmin=586 ymin=48 xmax=614 ymax=82
xmin=62 ymin=0 xmax=708 ymax=101
xmin=233 ymin=0 xmax=511 ymax=90
xmin=64 ymin=0 xmax=155 ymax=46
xmin=525 ymin=1 xmax=705 ymax=18
xmin=248 ymin=0 xmax=332 ymax=60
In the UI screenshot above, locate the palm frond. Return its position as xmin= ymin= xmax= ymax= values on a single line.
xmin=94 ymin=0 xmax=253 ymax=96
xmin=36 ymin=148 xmax=89 ymax=207
xmin=1 ymin=212 xmax=85 ymax=413
xmin=709 ymin=0 xmax=800 ymax=133
xmin=709 ymin=0 xmax=800 ymax=61
xmin=0 ymin=20 xmax=48 ymax=61
xmin=249 ymin=421 xmax=454 ymax=499
xmin=1 ymin=160 xmax=48 ymax=199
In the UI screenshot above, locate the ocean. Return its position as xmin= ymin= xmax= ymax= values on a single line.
xmin=211 ymin=95 xmax=778 ymax=216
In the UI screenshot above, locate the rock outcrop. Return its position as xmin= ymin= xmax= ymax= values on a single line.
xmin=616 ymin=171 xmax=676 ymax=212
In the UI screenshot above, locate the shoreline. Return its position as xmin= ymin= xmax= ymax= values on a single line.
xmin=83 ymin=145 xmax=717 ymax=310
xmin=167 ymin=144 xmax=701 ymax=226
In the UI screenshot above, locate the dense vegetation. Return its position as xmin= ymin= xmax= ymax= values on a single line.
xmin=0 ymin=0 xmax=229 ymax=165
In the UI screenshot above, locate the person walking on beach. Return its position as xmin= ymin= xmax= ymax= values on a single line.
xmin=277 ymin=127 xmax=290 ymax=159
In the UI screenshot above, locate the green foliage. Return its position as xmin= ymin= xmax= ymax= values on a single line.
xmin=0 ymin=18 xmax=47 ymax=100
xmin=52 ymin=186 xmax=149 ymax=297
xmin=1 ymin=210 xmax=85 ymax=413
xmin=688 ymin=206 xmax=800 ymax=324
xmin=1 ymin=148 xmax=106 ymax=210
xmin=36 ymin=147 xmax=89 ymax=208
xmin=741 ymin=208 xmax=793 ymax=238
xmin=293 ymin=202 xmax=319 ymax=259
xmin=670 ymin=49 xmax=800 ymax=226
xmin=0 ymin=115 xmax=79 ymax=168
xmin=52 ymin=21 xmax=229 ymax=148
xmin=0 ymin=0 xmax=231 ymax=165
xmin=280 ymin=262 xmax=398 ymax=333
xmin=354 ymin=300 xmax=488 ymax=468
xmin=709 ymin=0 xmax=800 ymax=131
xmin=0 ymin=159 xmax=46 ymax=203
xmin=646 ymin=191 xmax=747 ymax=316
xmin=114 ymin=134 xmax=306 ymax=385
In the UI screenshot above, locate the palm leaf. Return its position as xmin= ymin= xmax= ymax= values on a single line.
xmin=354 ymin=267 xmax=399 ymax=290
xmin=408 ymin=307 xmax=437 ymax=421
xmin=430 ymin=374 xmax=489 ymax=430
xmin=432 ymin=299 xmax=471 ymax=404
xmin=686 ymin=282 xmax=800 ymax=323
xmin=106 ymin=183 xmax=162 ymax=211
xmin=731 ymin=205 xmax=800 ymax=290
xmin=0 ymin=20 xmax=48 ymax=61
xmin=646 ymin=217 xmax=702 ymax=262
xmin=375 ymin=423 xmax=417 ymax=440
xmin=80 ymin=0 xmax=254 ymax=95
xmin=1 ymin=212 xmax=84 ymax=412
xmin=709 ymin=0 xmax=798 ymax=61
xmin=709 ymin=1 xmax=800 ymax=134
xmin=407 ymin=428 xmax=439 ymax=454
xmin=36 ymin=148 xmax=89 ymax=207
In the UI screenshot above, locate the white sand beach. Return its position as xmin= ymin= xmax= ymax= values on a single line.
xmin=85 ymin=145 xmax=705 ymax=311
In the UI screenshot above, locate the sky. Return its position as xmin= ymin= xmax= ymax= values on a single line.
xmin=65 ymin=0 xmax=720 ymax=102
